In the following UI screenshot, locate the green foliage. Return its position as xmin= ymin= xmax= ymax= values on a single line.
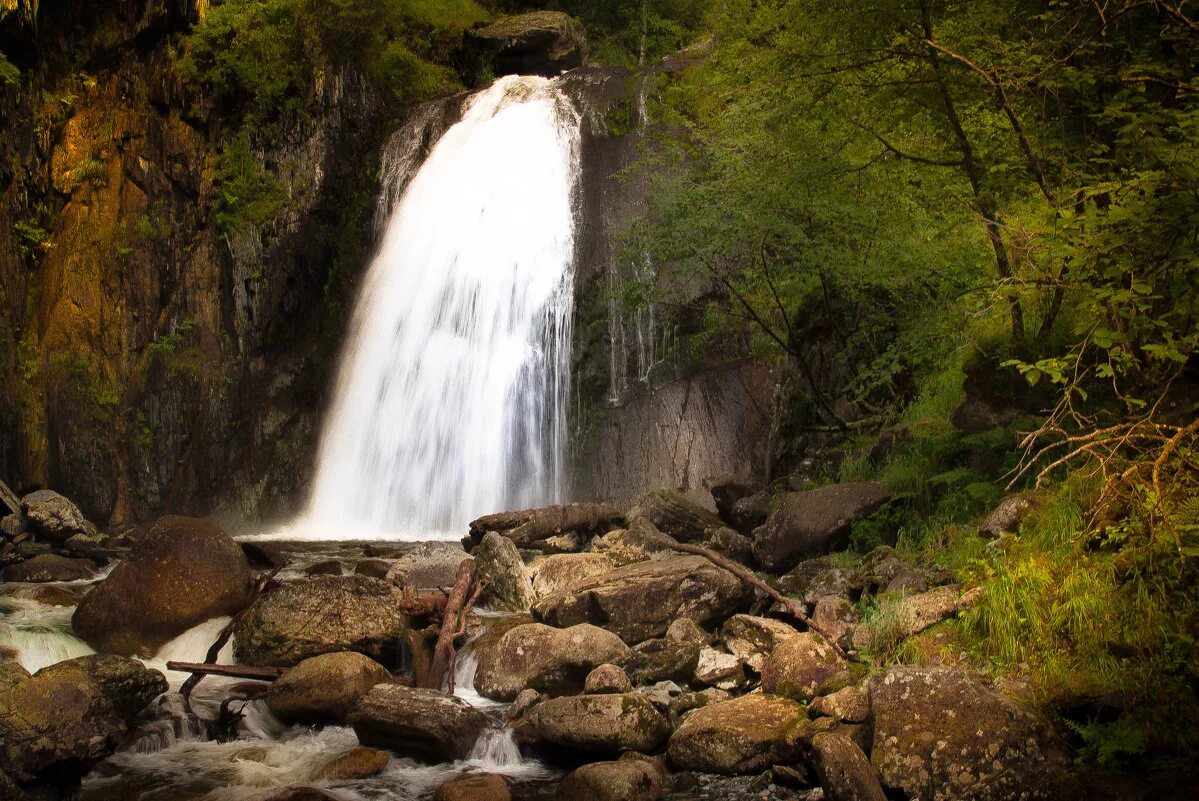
xmin=176 ymin=0 xmax=484 ymax=137
xmin=13 ymin=218 xmax=47 ymax=256
xmin=0 ymin=50 xmax=19 ymax=86
xmin=68 ymin=154 xmax=107 ymax=189
xmin=213 ymin=132 xmax=285 ymax=235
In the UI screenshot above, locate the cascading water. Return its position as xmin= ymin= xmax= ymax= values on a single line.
xmin=296 ymin=74 xmax=582 ymax=540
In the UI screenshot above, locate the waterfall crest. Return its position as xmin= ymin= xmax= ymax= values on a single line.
xmin=298 ymin=75 xmax=581 ymax=540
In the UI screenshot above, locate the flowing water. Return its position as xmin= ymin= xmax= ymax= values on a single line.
xmin=289 ymin=74 xmax=582 ymax=541
xmin=0 ymin=543 xmax=552 ymax=801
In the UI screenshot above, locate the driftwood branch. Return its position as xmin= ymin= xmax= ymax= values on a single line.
xmin=425 ymin=559 xmax=480 ymax=692
xmin=165 ymin=662 xmax=284 ymax=681
xmin=663 ymin=540 xmax=850 ymax=660
xmin=0 ymin=478 xmax=21 ymax=516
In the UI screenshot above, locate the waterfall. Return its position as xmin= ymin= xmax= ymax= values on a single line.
xmin=298 ymin=75 xmax=582 ymax=540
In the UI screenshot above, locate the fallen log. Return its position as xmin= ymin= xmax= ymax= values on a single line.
xmin=424 ymin=558 xmax=483 ymax=693
xmin=469 ymin=502 xmax=622 ymax=545
xmin=663 ymin=539 xmax=850 ymax=660
xmin=165 ymin=662 xmax=284 ymax=681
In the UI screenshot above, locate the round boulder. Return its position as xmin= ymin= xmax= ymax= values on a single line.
xmin=514 ymin=693 xmax=670 ymax=758
xmin=72 ymin=516 xmax=253 ymax=656
xmin=20 ymin=490 xmax=94 ymax=542
xmin=584 ymin=663 xmax=632 ymax=694
xmin=667 ymin=693 xmax=809 ymax=775
xmin=760 ymin=632 xmax=849 ymax=701
xmin=474 ymin=622 xmax=631 ymax=701
xmin=234 ymin=575 xmax=409 ymax=667
xmin=306 ymin=747 xmax=389 ymax=781
xmin=267 ymin=652 xmax=393 ymax=724
xmin=434 ymin=773 xmax=511 ymax=801
xmin=556 ymin=756 xmax=668 ymax=801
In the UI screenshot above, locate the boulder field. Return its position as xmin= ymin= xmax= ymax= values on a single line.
xmin=0 ymin=480 xmax=1071 ymax=801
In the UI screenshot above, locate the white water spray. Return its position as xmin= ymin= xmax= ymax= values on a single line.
xmin=297 ymin=75 xmax=581 ymax=540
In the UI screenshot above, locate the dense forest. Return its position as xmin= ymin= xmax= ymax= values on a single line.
xmin=1 ymin=0 xmax=1197 ymax=799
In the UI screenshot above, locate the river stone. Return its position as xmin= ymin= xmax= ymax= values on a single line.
xmin=7 ymin=584 xmax=77 ymax=607
xmin=584 ymin=663 xmax=632 ymax=694
xmin=267 ymin=652 xmax=393 ymax=724
xmin=0 ymin=654 xmax=166 ymax=784
xmin=752 ymin=482 xmax=892 ymax=571
xmin=704 ymin=475 xmax=759 ymax=523
xmin=666 ymin=694 xmax=808 ymax=774
xmin=514 ymin=693 xmax=670 ymax=758
xmin=533 ymin=555 xmax=752 ymax=644
xmin=591 ymin=519 xmax=674 ymax=566
xmin=626 ymin=489 xmax=725 ymax=542
xmin=624 ymin=636 xmax=701 ymax=684
xmin=809 ymin=685 xmax=870 ymax=723
xmin=729 ymin=491 xmax=769 ymax=533
xmin=465 ymin=11 xmax=588 ymax=77
xmin=434 ymin=773 xmax=511 ymax=801
xmin=813 ymin=596 xmax=858 ymax=648
xmin=474 ymin=622 xmax=631 ymax=701
xmin=307 ymin=747 xmax=389 ymax=781
xmin=698 ymin=527 xmax=754 ymax=564
xmin=73 ymin=516 xmax=253 ymax=656
xmin=475 ymin=532 xmax=535 ymax=612
xmin=692 ymin=647 xmax=745 ymax=690
xmin=869 ymin=666 xmax=1065 ymax=800
xmin=20 ymin=490 xmax=94 ymax=542
xmin=811 ymin=731 xmax=887 ymax=801
xmin=978 ymin=493 xmax=1035 ymax=538
xmin=720 ymin=614 xmax=801 ymax=672
xmin=349 ymin=684 xmax=488 ymax=763
xmin=234 ymin=575 xmax=408 ymax=667
xmin=1 ymin=513 xmax=26 ymax=541
xmin=531 ymin=552 xmax=614 ymax=597
xmin=1 ymin=553 xmax=96 ymax=582
xmin=556 ymin=755 xmax=668 ymax=801
xmin=777 ymin=557 xmax=860 ymax=606
xmin=265 ymin=789 xmax=341 ymax=801
xmin=760 ymin=632 xmax=849 ymax=701
xmin=386 ymin=542 xmax=471 ymax=589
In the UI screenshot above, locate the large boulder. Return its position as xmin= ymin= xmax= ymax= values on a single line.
xmin=1 ymin=553 xmax=95 ymax=582
xmin=811 ymin=731 xmax=887 ymax=801
xmin=760 ymin=632 xmax=849 ymax=701
xmin=267 ymin=652 xmax=393 ymax=724
xmin=474 ymin=533 xmax=535 ymax=612
xmin=533 ymin=555 xmax=752 ymax=643
xmin=307 ymin=747 xmax=390 ymax=781
xmin=386 ymin=542 xmax=471 ymax=588
xmin=514 ymin=692 xmax=670 ymax=758
xmin=349 ymin=684 xmax=488 ymax=763
xmin=0 ymin=655 xmax=166 ymax=786
xmin=531 ymin=553 xmax=614 ymax=597
xmin=666 ymin=694 xmax=808 ymax=774
xmin=234 ymin=575 xmax=408 ymax=667
xmin=474 ymin=622 xmax=631 ymax=701
xmin=556 ymin=756 xmax=668 ymax=801
xmin=752 ymin=482 xmax=891 ymax=571
xmin=20 ymin=490 xmax=94 ymax=542
xmin=626 ymin=489 xmax=724 ymax=542
xmin=72 ymin=516 xmax=253 ymax=656
xmin=869 ymin=666 xmax=1065 ymax=801
xmin=465 ymin=11 xmax=588 ymax=77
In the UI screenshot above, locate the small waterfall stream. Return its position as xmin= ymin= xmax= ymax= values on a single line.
xmin=295 ymin=74 xmax=582 ymax=541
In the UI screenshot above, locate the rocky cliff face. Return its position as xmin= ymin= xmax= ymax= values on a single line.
xmin=0 ymin=1 xmax=392 ymax=527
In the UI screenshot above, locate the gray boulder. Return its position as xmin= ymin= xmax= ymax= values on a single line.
xmin=386 ymin=542 xmax=470 ymax=589
xmin=626 ymin=489 xmax=724 ymax=542
xmin=869 ymin=666 xmax=1065 ymax=800
xmin=474 ymin=622 xmax=631 ymax=701
xmin=73 ymin=516 xmax=253 ymax=656
xmin=514 ymin=693 xmax=670 ymax=757
xmin=20 ymin=490 xmax=94 ymax=542
xmin=234 ymin=575 xmax=408 ymax=667
xmin=475 ymin=533 xmax=535 ymax=612
xmin=752 ymin=482 xmax=891 ymax=571
xmin=534 ymin=555 xmax=752 ymax=643
xmin=350 ymin=684 xmax=488 ymax=763
xmin=811 ymin=731 xmax=887 ymax=801
xmin=760 ymin=632 xmax=850 ymax=701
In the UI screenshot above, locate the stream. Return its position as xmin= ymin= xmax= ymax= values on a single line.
xmin=0 ymin=541 xmax=556 ymax=801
